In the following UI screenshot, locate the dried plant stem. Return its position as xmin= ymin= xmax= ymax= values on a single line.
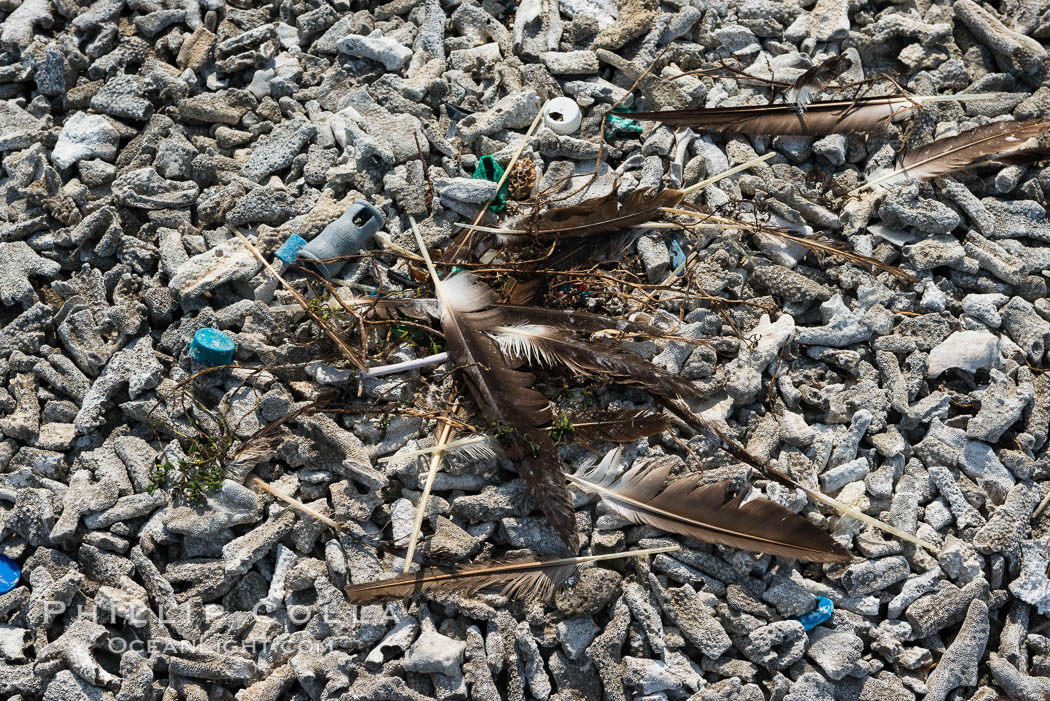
xmin=375 ymin=233 xmax=425 ymax=262
xmin=403 ymin=419 xmax=454 ymax=571
xmin=250 ymin=476 xmax=345 ymax=530
xmin=678 ymin=152 xmax=776 ymax=196
xmin=800 ymin=485 xmax=938 ymax=552
xmin=448 ymin=106 xmax=546 ymax=261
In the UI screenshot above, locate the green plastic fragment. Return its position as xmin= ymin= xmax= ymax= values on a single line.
xmin=472 ymin=155 xmax=509 ymax=212
xmin=606 ymin=110 xmax=643 ymax=138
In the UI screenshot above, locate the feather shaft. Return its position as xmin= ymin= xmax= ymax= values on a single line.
xmin=629 ymin=95 xmax=917 ymax=135
xmin=403 ymin=420 xmax=453 ymax=571
xmin=679 ymin=152 xmax=776 ymax=195
xmin=854 ymin=118 xmax=1050 ymax=193
xmin=345 ymin=545 xmax=679 ymax=604
xmin=362 ymin=353 xmax=450 ymax=378
xmin=567 ymin=449 xmax=851 ymax=562
xmin=250 ymin=476 xmax=346 ymax=531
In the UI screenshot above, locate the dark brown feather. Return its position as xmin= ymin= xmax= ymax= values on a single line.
xmin=436 ymin=275 xmax=579 ymax=553
xmin=344 ymin=555 xmax=576 ymax=604
xmin=492 ymin=324 xmax=700 ymax=400
xmin=866 ymin=118 xmax=1050 ymax=190
xmin=657 ymin=397 xmax=937 ymax=550
xmin=567 ymin=408 xmax=671 ymax=445
xmin=568 ymin=449 xmax=851 ymax=562
xmin=785 ymin=55 xmax=851 ymax=108
xmin=529 ymin=187 xmax=686 ymax=239
xmin=629 ymin=95 xmax=914 ymax=135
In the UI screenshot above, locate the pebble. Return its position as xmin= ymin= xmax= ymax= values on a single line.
xmin=927 ymin=330 xmax=1001 ymax=377
xmin=924 ymin=599 xmax=989 ymax=701
xmin=50 ymin=112 xmax=119 ymax=170
xmin=806 ymin=627 xmax=863 ymax=680
xmin=337 ymin=31 xmax=413 ymax=71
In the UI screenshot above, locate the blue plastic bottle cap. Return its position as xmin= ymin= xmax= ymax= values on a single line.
xmin=796 ymin=596 xmax=834 ymax=631
xmin=0 ymin=555 xmax=20 ymax=594
xmin=275 ymin=234 xmax=308 ymax=265
xmin=189 ymin=328 xmax=236 ymax=367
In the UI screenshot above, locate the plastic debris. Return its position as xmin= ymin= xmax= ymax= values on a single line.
xmin=471 ymin=155 xmax=509 ymax=212
xmin=606 ymin=109 xmax=643 ymax=139
xmin=0 ymin=555 xmax=19 ymax=595
xmin=543 ymin=97 xmax=582 ymax=135
xmin=796 ymin=596 xmax=834 ymax=631
xmin=300 ymin=200 xmax=385 ymax=278
xmin=255 ymin=234 xmax=309 ymax=301
xmin=668 ymin=239 xmax=686 ymax=275
xmin=275 ymin=234 xmax=308 ymax=265
xmin=189 ymin=328 xmax=236 ymax=367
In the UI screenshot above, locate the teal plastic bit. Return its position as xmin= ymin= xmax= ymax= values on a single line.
xmin=606 ymin=110 xmax=643 ymax=139
xmin=472 ymin=155 xmax=509 ymax=212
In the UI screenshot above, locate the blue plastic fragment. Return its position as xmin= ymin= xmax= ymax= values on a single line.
xmin=275 ymin=234 xmax=308 ymax=265
xmin=796 ymin=596 xmax=834 ymax=631
xmin=189 ymin=328 xmax=236 ymax=367
xmin=668 ymin=239 xmax=686 ymax=275
xmin=0 ymin=555 xmax=20 ymax=595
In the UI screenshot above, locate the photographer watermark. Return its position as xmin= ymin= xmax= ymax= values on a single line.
xmin=40 ymin=600 xmax=402 ymax=655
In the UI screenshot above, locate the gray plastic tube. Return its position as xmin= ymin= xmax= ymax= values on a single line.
xmin=299 ymin=200 xmax=385 ymax=278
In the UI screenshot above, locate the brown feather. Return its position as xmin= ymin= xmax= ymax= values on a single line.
xmin=492 ymin=324 xmax=699 ymax=400
xmin=567 ymin=449 xmax=851 ymax=563
xmin=529 ymin=187 xmax=686 ymax=239
xmin=864 ymin=118 xmax=1050 ymax=190
xmin=567 ymin=408 xmax=671 ymax=445
xmin=435 ymin=275 xmax=579 ymax=553
xmin=344 ymin=555 xmax=576 ymax=604
xmin=658 ymin=397 xmax=939 ymax=551
xmin=629 ymin=95 xmax=915 ymax=135
xmin=983 ymin=145 xmax=1050 ymax=167
xmin=785 ymin=55 xmax=852 ymax=109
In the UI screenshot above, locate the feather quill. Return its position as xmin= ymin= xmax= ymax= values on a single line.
xmin=784 ymin=55 xmax=852 ymax=112
xmin=629 ymin=94 xmax=999 ymax=136
xmin=490 ymin=323 xmax=699 ymax=400
xmin=344 ymin=545 xmax=679 ymax=604
xmin=567 ymin=408 xmax=671 ymax=445
xmin=857 ymin=118 xmax=1050 ymax=192
xmin=409 ymin=219 xmax=579 ymax=553
xmin=378 ymin=435 xmax=501 ymax=463
xmin=659 ymin=398 xmax=938 ymax=552
xmin=526 ymin=187 xmax=686 ymax=239
xmin=567 ymin=448 xmax=851 ymax=562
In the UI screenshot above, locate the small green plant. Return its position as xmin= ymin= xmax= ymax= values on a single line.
xmin=306 ymin=292 xmax=340 ymax=321
xmin=392 ymin=323 xmax=445 ymax=354
xmin=148 ymin=432 xmax=233 ymax=502
xmin=549 ymin=413 xmax=574 ymax=444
